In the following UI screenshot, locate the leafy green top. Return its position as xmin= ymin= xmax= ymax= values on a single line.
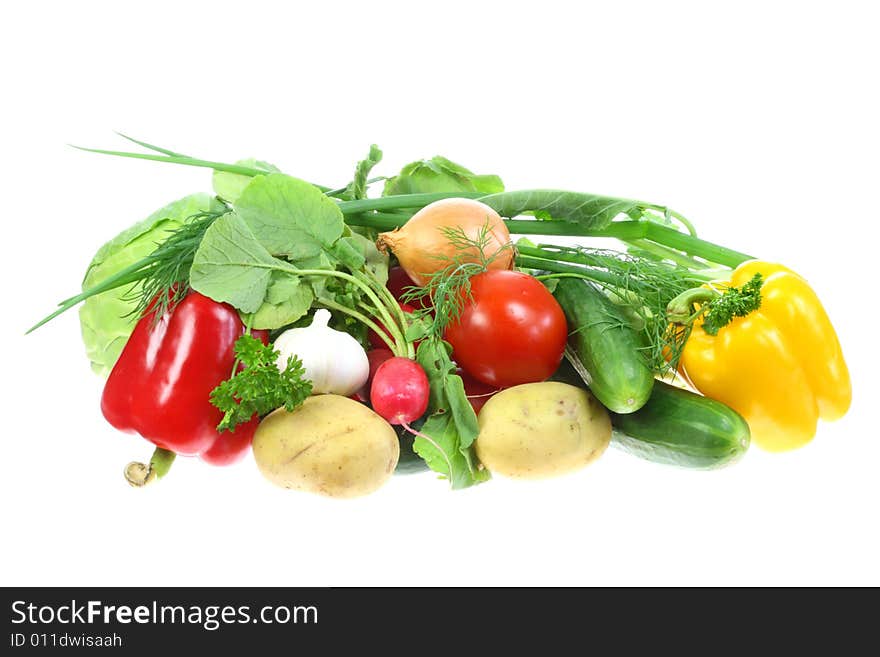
xmin=186 ymin=174 xmax=395 ymax=342
xmin=413 ymin=339 xmax=489 ymax=489
xmin=383 ymin=155 xmax=503 ymax=196
xmin=210 ymin=335 xmax=312 ymax=432
xmin=701 ymin=273 xmax=763 ymax=335
xmin=213 ymin=158 xmax=281 ymax=204
xmin=340 ymin=145 xmax=383 ymax=201
xmin=234 ymin=173 xmax=346 ymax=261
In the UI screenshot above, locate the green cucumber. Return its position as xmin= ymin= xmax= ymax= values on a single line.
xmin=552 ymin=277 xmax=654 ymax=413
xmin=610 ymin=380 xmax=750 ymax=469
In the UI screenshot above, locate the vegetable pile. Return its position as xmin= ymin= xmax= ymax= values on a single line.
xmin=29 ymin=135 xmax=853 ymax=496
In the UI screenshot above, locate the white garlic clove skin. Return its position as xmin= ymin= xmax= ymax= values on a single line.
xmin=273 ymin=309 xmax=370 ymax=396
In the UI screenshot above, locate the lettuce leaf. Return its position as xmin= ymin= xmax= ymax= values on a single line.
xmin=79 ymin=193 xmax=224 ymax=376
xmin=212 ymin=158 xmax=280 ymax=204
xmin=383 ymin=156 xmax=503 ymax=197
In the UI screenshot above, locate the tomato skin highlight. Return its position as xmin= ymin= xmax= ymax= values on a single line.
xmin=444 ymin=270 xmax=568 ymax=388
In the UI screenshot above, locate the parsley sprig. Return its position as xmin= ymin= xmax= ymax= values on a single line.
xmin=210 ymin=335 xmax=312 ymax=432
xmin=701 ymin=273 xmax=763 ymax=335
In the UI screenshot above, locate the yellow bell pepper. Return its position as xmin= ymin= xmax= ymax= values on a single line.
xmin=674 ymin=261 xmax=851 ymax=452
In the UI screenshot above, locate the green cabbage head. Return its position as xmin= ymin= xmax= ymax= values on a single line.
xmin=79 ymin=193 xmax=223 ymax=377
xmin=382 ymin=156 xmax=504 ymax=196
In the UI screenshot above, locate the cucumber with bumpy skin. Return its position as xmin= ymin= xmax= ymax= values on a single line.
xmin=552 ymin=277 xmax=654 ymax=413
xmin=610 ymin=380 xmax=750 ymax=469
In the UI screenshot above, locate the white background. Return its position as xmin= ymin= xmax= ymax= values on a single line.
xmin=2 ymin=1 xmax=877 ymax=586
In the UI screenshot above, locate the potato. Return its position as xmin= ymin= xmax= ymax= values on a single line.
xmin=475 ymin=382 xmax=610 ymax=479
xmin=253 ymin=395 xmax=399 ymax=498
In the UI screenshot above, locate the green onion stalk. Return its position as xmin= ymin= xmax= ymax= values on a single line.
xmin=339 ymin=193 xmax=753 ymax=270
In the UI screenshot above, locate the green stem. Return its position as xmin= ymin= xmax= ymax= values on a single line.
xmin=354 ymin=301 xmax=402 ymax=352
xmin=228 ymin=314 xmax=256 ymax=377
xmin=71 ymin=146 xmax=332 ymax=193
xmin=115 ymin=132 xmax=189 ymax=157
xmin=641 ymin=223 xmax=752 ymax=268
xmin=56 ymin=260 xmax=157 ymax=306
xmin=319 ymin=299 xmax=400 ymax=355
xmin=666 ymin=286 xmax=720 ymax=323
xmin=668 ymin=209 xmax=698 ymax=237
xmin=534 ymin=272 xmax=609 ymax=284
xmin=505 ymin=219 xmax=650 ymax=239
xmin=357 ymin=270 xmax=412 ymax=356
xmin=508 ymin=220 xmax=753 ymax=268
xmin=124 ymin=447 xmax=176 ymax=487
xmin=345 ymin=211 xmax=410 ymax=231
xmin=28 ymin=227 xmax=212 ymax=334
xmin=516 ymin=245 xmax=719 ymax=284
xmin=323 ymin=176 xmax=387 ymax=198
xmin=26 ymin=261 xmax=160 ymax=334
xmin=515 ymin=254 xmax=632 ymax=288
xmin=626 ymin=238 xmax=711 ymax=269
xmin=288 ymin=267 xmax=406 ymax=353
xmin=373 ymin=211 xmax=415 ymax=227
xmin=338 ymin=192 xmax=483 ymax=215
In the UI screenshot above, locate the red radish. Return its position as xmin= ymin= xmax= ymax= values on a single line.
xmin=368 ymin=301 xmax=417 ymax=350
xmin=370 ymin=357 xmax=429 ymax=424
xmin=371 ymin=356 xmax=454 ymax=476
xmin=353 ymin=348 xmax=395 ymax=403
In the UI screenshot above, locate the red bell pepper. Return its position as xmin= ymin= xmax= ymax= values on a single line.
xmin=102 ymin=292 xmax=266 ymax=466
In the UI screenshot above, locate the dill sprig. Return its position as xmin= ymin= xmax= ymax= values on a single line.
xmin=522 ymin=244 xmax=709 ymax=373
xmin=123 ymin=209 xmax=226 ymax=320
xmin=402 ymin=223 xmax=514 ymax=338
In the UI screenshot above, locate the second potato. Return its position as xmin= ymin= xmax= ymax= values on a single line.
xmin=475 ymin=382 xmax=611 ymax=479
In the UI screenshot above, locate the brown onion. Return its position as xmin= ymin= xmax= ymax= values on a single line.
xmin=376 ymin=198 xmax=513 ymax=286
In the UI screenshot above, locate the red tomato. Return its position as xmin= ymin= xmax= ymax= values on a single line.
xmin=444 ymin=270 xmax=568 ymax=388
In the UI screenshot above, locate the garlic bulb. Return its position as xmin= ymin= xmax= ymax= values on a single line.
xmin=273 ymin=309 xmax=369 ymax=396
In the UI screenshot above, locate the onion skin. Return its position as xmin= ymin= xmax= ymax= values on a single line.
xmin=376 ymin=198 xmax=513 ymax=286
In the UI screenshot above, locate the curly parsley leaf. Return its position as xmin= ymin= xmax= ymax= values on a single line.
xmin=701 ymin=273 xmax=763 ymax=336
xmin=210 ymin=335 xmax=312 ymax=432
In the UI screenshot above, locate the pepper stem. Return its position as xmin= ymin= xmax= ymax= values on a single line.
xmin=124 ymin=447 xmax=176 ymax=487
xmin=666 ymin=286 xmax=720 ymax=324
